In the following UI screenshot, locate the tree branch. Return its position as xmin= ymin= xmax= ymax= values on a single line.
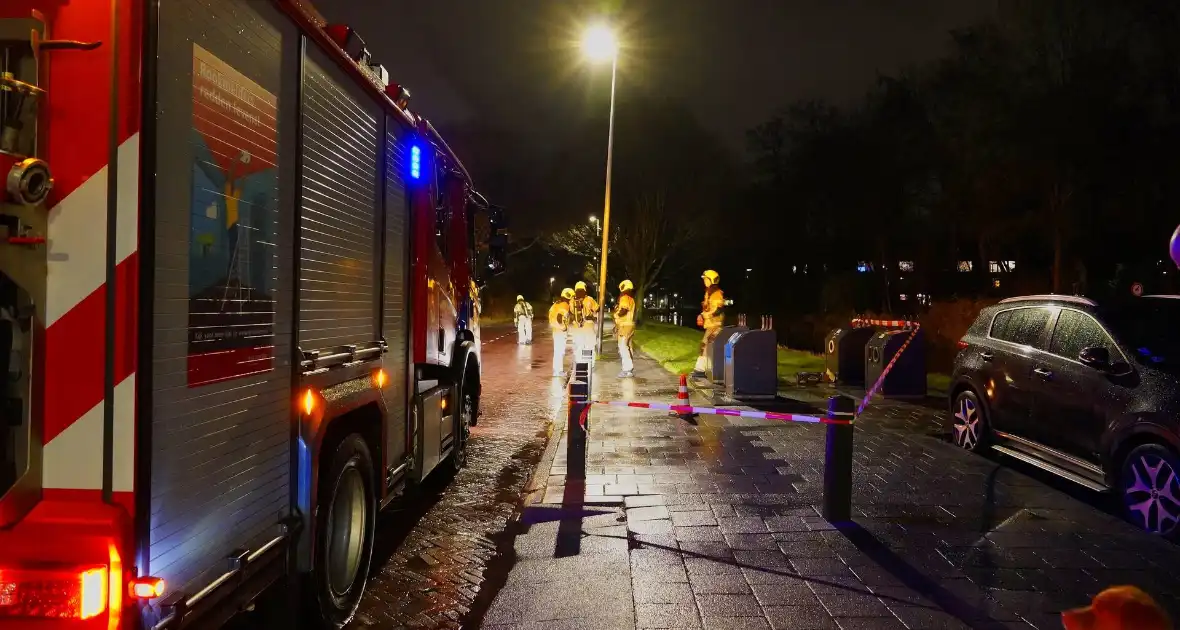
xmin=509 ymin=236 xmax=542 ymax=257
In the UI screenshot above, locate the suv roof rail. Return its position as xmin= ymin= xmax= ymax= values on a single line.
xmin=998 ymin=294 xmax=1097 ymax=306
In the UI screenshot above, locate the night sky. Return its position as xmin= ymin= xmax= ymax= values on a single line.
xmin=315 ymin=0 xmax=998 ymax=221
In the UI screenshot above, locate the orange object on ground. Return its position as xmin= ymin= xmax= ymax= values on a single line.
xmin=672 ymin=374 xmax=697 ymax=420
xmin=1062 ymin=585 xmax=1172 ymax=630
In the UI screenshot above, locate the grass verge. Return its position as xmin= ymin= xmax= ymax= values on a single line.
xmin=633 ymin=322 xmax=951 ymax=394
xmin=633 ymin=322 xmax=825 ymax=380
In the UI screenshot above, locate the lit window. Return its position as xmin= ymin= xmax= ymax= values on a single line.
xmin=957 ymin=261 xmax=973 ymax=272
xmin=898 ymin=261 xmax=914 ymax=272
xmin=899 ymin=293 xmax=908 ymax=301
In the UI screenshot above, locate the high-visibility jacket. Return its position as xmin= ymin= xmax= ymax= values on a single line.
xmin=614 ymin=294 xmax=636 ymax=327
xmin=701 ymin=287 xmax=725 ymax=328
xmin=548 ymin=301 xmax=570 ymax=329
xmin=514 ymin=301 xmax=534 ymax=319
xmin=569 ymin=295 xmax=599 ymax=328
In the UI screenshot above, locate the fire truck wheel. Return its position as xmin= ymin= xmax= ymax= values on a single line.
xmin=311 ymin=433 xmax=377 ymax=628
xmin=451 ymin=381 xmax=475 ymax=471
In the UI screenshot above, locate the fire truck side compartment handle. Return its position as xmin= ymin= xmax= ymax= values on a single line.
xmin=32 ymin=29 xmax=102 ymax=53
xmin=38 ymin=39 xmax=101 ymax=51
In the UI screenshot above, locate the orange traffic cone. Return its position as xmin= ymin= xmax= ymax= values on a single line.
xmin=673 ymin=373 xmax=697 ymax=421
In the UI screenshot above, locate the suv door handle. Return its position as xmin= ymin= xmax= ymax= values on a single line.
xmin=1033 ymin=367 xmax=1053 ymax=378
xmin=979 ymin=352 xmax=994 ymax=361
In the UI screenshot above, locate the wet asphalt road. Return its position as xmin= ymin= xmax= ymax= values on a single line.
xmin=229 ymin=324 xmax=564 ymax=629
xmin=347 ymin=325 xmax=565 ymax=628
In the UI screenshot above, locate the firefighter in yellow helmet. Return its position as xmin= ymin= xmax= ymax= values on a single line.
xmin=614 ymin=279 xmax=637 ymax=377
xmin=513 ymin=295 xmax=534 ymax=345
xmin=691 ymin=269 xmax=725 ymax=378
xmin=569 ymin=280 xmax=599 ymax=362
xmin=549 ymin=288 xmax=576 ymax=377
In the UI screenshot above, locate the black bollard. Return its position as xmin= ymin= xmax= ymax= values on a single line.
xmin=566 ymin=361 xmax=591 ymax=481
xmin=821 ymin=395 xmax=856 ymax=522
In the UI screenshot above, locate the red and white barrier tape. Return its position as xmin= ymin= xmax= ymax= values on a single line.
xmin=856 ymin=322 xmax=921 ymax=417
xmin=851 ymin=318 xmax=918 ymax=328
xmin=570 ymin=399 xmax=852 ymax=433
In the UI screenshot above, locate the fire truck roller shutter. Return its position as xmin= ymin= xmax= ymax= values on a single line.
xmin=147 ymin=0 xmax=298 ymax=605
xmin=298 ymin=46 xmax=380 ymax=351
xmin=298 ymin=41 xmax=384 ymax=625
xmin=381 ymin=115 xmax=410 ymax=470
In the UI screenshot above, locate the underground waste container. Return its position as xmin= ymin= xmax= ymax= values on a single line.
xmin=711 ymin=325 xmax=748 ymax=383
xmin=863 ymin=327 xmax=927 ymax=398
xmin=824 ymin=325 xmax=877 ymax=386
xmin=723 ymin=329 xmax=778 ymax=400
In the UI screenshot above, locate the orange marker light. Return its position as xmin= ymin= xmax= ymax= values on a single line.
xmin=302 ymin=389 xmax=316 ymax=416
xmin=130 ymin=577 xmax=166 ymax=599
xmin=440 ymin=397 xmax=448 ymax=411
xmin=373 ymin=368 xmax=388 ymax=389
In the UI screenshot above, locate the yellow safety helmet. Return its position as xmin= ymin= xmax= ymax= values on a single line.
xmin=702 ymin=269 xmax=720 ymax=284
xmin=560 ymin=288 xmax=575 ymax=299
xmin=618 ymin=279 xmax=634 ymax=292
xmin=516 ymin=295 xmax=525 ymax=301
xmin=574 ymin=281 xmax=588 ymax=291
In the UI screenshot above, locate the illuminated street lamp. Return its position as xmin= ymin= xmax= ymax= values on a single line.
xmin=582 ymin=22 xmax=618 ymax=354
xmin=589 ymin=214 xmax=600 ymax=237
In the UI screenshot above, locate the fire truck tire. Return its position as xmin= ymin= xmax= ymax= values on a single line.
xmin=450 ymin=377 xmax=475 ymax=471
xmin=310 ymin=433 xmax=377 ymax=628
xmin=458 ymin=347 xmax=480 ymax=426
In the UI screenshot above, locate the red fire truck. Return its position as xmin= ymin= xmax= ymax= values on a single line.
xmin=0 ymin=0 xmax=507 ymax=628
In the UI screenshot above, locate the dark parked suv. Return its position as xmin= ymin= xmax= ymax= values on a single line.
xmin=950 ymin=294 xmax=1180 ymax=535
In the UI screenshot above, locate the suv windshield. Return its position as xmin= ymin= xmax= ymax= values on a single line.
xmin=1101 ymin=298 xmax=1180 ymax=368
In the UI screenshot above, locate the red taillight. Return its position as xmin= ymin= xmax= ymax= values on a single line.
xmin=0 ymin=565 xmax=108 ymax=620
xmin=957 ymin=340 xmax=969 ymax=350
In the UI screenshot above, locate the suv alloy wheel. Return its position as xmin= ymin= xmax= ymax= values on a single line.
xmin=951 ymin=390 xmax=988 ymax=452
xmin=1120 ymin=443 xmax=1180 ymax=537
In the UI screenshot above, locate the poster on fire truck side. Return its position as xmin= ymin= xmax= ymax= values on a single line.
xmin=186 ymin=44 xmax=279 ymax=387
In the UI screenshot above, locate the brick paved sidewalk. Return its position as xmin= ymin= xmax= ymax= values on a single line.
xmin=480 ymin=342 xmax=1180 ymax=630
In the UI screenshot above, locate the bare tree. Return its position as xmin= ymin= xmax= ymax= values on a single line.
xmin=508 ymin=236 xmax=542 ymax=257
xmin=547 ymin=189 xmax=702 ymax=321
xmin=546 ymin=224 xmax=605 ymax=260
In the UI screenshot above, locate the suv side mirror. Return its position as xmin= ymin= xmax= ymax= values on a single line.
xmin=1078 ymin=346 xmax=1111 ymax=370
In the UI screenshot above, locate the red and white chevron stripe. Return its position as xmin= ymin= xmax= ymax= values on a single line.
xmin=28 ymin=0 xmax=143 ymax=513
xmin=42 ymin=137 xmax=140 ymax=507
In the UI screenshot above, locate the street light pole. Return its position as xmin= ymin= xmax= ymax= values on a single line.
xmin=595 ymin=54 xmax=617 ymax=355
